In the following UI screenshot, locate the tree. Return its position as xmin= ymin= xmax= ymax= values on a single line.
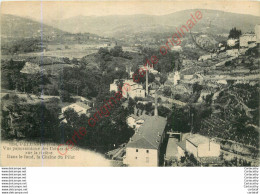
xmin=156 ymin=51 xmax=178 ymax=73
xmin=63 ymin=57 xmax=71 ymax=64
xmin=228 ymin=27 xmax=242 ymax=39
xmin=71 ymin=58 xmax=79 ymax=65
xmin=98 ymin=47 xmax=110 ymax=55
xmin=110 ymin=46 xmax=123 ymax=57
xmin=170 ymin=106 xmax=190 ymax=133
xmin=121 ymin=51 xmax=133 ymax=59
xmin=163 ymin=86 xmax=172 ymax=97
xmin=159 ymin=73 xmax=167 ymax=85
xmin=128 ymin=98 xmax=136 ymax=114
xmin=174 ymin=94 xmax=181 ymax=100
xmin=68 ymin=79 xmax=81 ymax=95
xmin=136 ymin=103 xmax=145 ymax=112
xmin=144 ymin=102 xmax=153 ymax=115
xmin=60 ymin=66 xmax=101 ymax=98
xmin=59 ymin=90 xmax=73 ymax=102
xmin=204 ymin=93 xmax=214 ymax=106
xmin=148 ymin=73 xmax=155 ymax=83
xmin=103 ymin=54 xmax=112 ymax=62
xmin=1 ymin=96 xmax=60 ymax=140
xmin=63 ymin=108 xmax=80 ymax=128
xmin=192 ymin=82 xmax=203 ymax=93
xmin=158 ymin=106 xmax=171 ymax=118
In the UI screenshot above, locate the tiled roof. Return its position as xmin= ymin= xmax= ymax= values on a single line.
xmin=63 ymin=102 xmax=91 ymax=112
xmin=75 ymin=102 xmax=91 ymax=110
xmin=128 ymin=138 xmax=156 ymax=149
xmin=126 ymin=116 xmax=167 ymax=150
xmin=20 ymin=62 xmax=41 ymax=74
xmin=127 ymin=114 xmax=138 ymax=120
xmin=128 ymin=114 xmax=146 ymax=119
xmin=176 ymin=141 xmax=186 ymax=150
xmin=127 ymin=114 xmax=151 ymax=122
xmin=186 ymin=134 xmax=210 ymax=147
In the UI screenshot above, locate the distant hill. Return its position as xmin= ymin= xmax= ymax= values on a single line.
xmin=47 ymin=9 xmax=260 ymax=37
xmin=0 ymin=14 xmax=109 ymax=55
xmin=1 ymin=14 xmax=66 ymax=39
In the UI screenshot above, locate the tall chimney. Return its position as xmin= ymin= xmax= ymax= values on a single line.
xmin=146 ymin=69 xmax=148 ymax=96
xmin=129 ymin=66 xmax=132 ymax=78
xmin=190 ymin=113 xmax=194 ymax=136
xmin=154 ymin=93 xmax=158 ymax=116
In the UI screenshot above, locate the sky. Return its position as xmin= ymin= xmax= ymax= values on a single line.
xmin=1 ymin=0 xmax=260 ymax=22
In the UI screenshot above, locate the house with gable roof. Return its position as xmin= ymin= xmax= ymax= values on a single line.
xmin=20 ymin=62 xmax=42 ymax=74
xmin=60 ymin=102 xmax=91 ymax=123
xmin=123 ymin=115 xmax=167 ymax=166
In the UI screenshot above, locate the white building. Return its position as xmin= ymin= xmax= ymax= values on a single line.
xmin=226 ymin=49 xmax=239 ymax=57
xmin=150 ymin=69 xmax=159 ymax=75
xmin=123 ymin=79 xmax=145 ymax=98
xmin=109 ymin=79 xmax=119 ymax=93
xmin=227 ymin=38 xmax=238 ymax=47
xmin=127 ymin=114 xmax=150 ymax=129
xmin=74 ymin=96 xmax=91 ymax=104
xmin=138 ymin=64 xmax=158 ymax=75
xmin=61 ymin=102 xmax=91 ymax=117
xmin=216 ymin=80 xmax=227 ymax=85
xmin=173 ymin=71 xmax=181 ymax=86
xmin=183 ymin=75 xmax=193 ymax=80
xmin=128 ymin=87 xmax=145 ymax=98
xmin=20 ymin=62 xmax=42 ymax=74
xmin=198 ymin=54 xmax=212 ymax=61
xmin=110 ymin=79 xmax=145 ymax=99
xmin=123 ymin=116 xmax=167 ymax=166
xmin=239 ymin=34 xmax=256 ymax=47
xmin=172 ymin=45 xmax=182 ymax=51
xmin=177 ymin=134 xmax=220 ymax=159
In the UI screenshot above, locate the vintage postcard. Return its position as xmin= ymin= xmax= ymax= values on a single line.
xmin=0 ymin=1 xmax=259 ymax=167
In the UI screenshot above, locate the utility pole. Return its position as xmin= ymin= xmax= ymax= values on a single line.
xmin=154 ymin=92 xmax=158 ymax=116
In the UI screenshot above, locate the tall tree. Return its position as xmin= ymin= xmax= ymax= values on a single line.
xmin=228 ymin=27 xmax=242 ymax=39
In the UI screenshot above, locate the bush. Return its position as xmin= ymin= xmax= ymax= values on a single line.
xmin=110 ymin=46 xmax=123 ymax=57
xmin=59 ymin=90 xmax=74 ymax=102
xmin=163 ymin=86 xmax=172 ymax=97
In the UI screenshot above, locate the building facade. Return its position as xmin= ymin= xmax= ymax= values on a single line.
xmin=61 ymin=102 xmax=91 ymax=117
xmin=177 ymin=134 xmax=220 ymax=159
xmin=123 ymin=116 xmax=167 ymax=167
xmin=240 ymin=34 xmax=256 ymax=47
xmin=110 ymin=79 xmax=145 ymax=98
xmin=125 ymin=146 xmax=159 ymax=166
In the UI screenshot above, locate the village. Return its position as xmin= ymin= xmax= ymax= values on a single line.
xmin=1 ymin=10 xmax=259 ymax=167
xmin=104 ymin=24 xmax=257 ymax=166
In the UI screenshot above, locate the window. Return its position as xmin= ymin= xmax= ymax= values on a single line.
xmin=136 ymin=149 xmax=138 ymax=152
xmin=146 ymin=150 xmax=149 ymax=153
xmin=146 ymin=157 xmax=149 ymax=163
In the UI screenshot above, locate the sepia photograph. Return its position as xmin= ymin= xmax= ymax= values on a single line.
xmin=0 ymin=1 xmax=259 ymax=167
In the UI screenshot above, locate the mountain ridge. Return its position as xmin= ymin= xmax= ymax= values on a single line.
xmin=45 ymin=9 xmax=260 ymax=37
xmin=1 ymin=14 xmax=67 ymax=39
